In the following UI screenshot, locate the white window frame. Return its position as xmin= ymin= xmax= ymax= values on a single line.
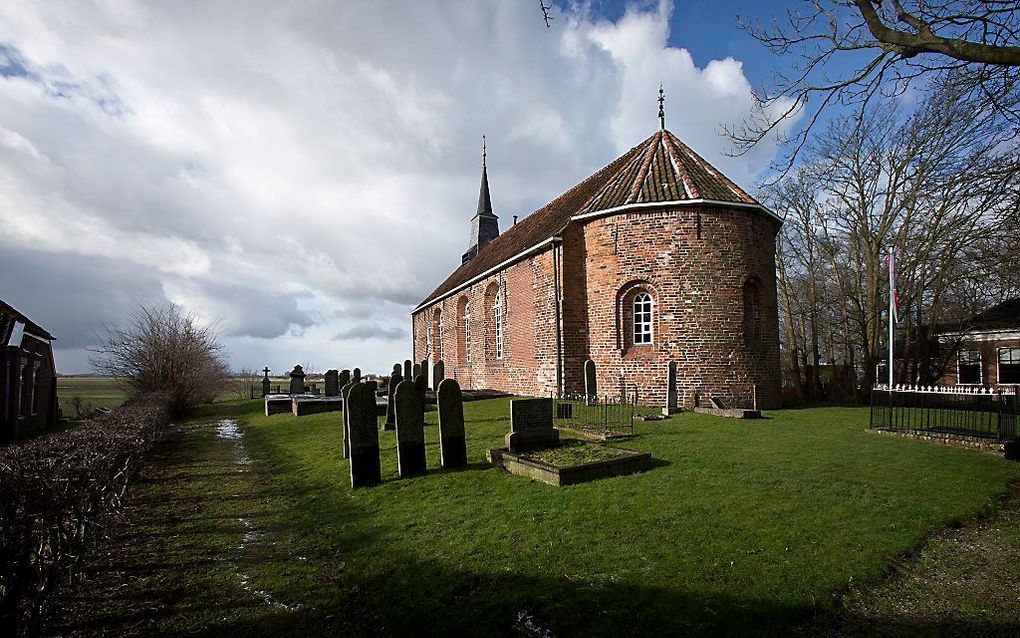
xmin=633 ymin=292 xmax=653 ymax=345
xmin=494 ymin=285 xmax=503 ymax=359
xmin=957 ymin=348 xmax=983 ymax=385
xmin=464 ymin=301 xmax=471 ymax=364
xmin=997 ymin=346 xmax=1020 ymax=385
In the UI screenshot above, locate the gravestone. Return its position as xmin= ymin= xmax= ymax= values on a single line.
xmin=432 ymin=360 xmax=445 ymax=389
xmin=506 ymin=398 xmax=559 ymax=452
xmin=394 ymin=380 xmax=426 ymax=477
xmin=412 ymin=363 xmax=421 ymax=381
xmin=437 ymin=379 xmax=467 ymax=468
xmin=352 ymin=367 xmax=361 ymax=382
xmin=339 ymin=369 xmax=351 ymax=388
xmin=393 ymin=363 xmax=402 ymax=377
xmin=341 ymin=380 xmax=356 ymax=458
xmin=664 ymin=361 xmax=679 ymax=415
xmin=324 ymin=370 xmax=339 ymax=396
xmin=261 ymin=366 xmax=271 ymax=397
xmin=403 ymin=359 xmax=412 ymax=381
xmin=347 ymin=381 xmax=381 ymax=488
xmin=420 ymin=359 xmax=430 ymax=388
xmin=384 ymin=371 xmax=402 ymax=430
xmin=414 ymin=374 xmax=427 ymax=419
xmin=584 ymin=359 xmax=597 ymax=403
xmin=289 ymin=365 xmax=306 ymax=395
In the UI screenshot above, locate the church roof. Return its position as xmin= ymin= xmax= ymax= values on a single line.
xmin=1 ymin=297 xmax=55 ymax=345
xmin=415 ymin=129 xmax=774 ymax=310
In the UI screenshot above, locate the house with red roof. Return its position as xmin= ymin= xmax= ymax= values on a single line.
xmin=1 ymin=298 xmax=58 ymax=441
xmin=412 ymin=125 xmax=782 ymax=410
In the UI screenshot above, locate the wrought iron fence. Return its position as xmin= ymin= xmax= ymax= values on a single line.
xmin=551 ymin=391 xmax=637 ymax=436
xmin=870 ymin=384 xmax=1018 ymax=441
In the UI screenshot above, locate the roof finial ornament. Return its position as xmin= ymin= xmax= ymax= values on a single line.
xmin=482 ymin=134 xmax=487 ymax=168
xmin=658 ymin=83 xmax=665 ymax=131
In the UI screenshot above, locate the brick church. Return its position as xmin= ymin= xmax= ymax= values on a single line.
xmin=412 ymin=121 xmax=782 ymax=410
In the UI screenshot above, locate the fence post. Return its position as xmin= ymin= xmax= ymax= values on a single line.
xmin=997 ymin=390 xmax=1003 ymax=442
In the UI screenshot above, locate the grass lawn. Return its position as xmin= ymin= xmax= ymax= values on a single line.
xmin=53 ymin=398 xmax=1020 ymax=636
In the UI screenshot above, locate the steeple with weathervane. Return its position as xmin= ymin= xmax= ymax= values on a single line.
xmin=462 ymin=135 xmax=500 ymax=264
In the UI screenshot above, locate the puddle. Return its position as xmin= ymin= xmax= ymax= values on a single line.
xmin=214 ymin=418 xmax=303 ymax=612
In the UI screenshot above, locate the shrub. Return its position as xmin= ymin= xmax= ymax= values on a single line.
xmin=90 ymin=304 xmax=230 ymax=418
xmin=0 ymin=394 xmax=170 ymax=637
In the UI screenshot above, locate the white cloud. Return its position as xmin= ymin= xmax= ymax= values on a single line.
xmin=0 ymin=0 xmax=787 ymax=374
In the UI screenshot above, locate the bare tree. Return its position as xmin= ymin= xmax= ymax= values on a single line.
xmin=731 ymin=1 xmax=1020 ymax=171
xmin=89 ymin=304 xmax=230 ymax=417
xmin=769 ymin=83 xmax=1019 ymax=396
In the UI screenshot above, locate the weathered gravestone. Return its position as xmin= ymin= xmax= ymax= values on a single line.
xmin=437 ymin=379 xmax=466 ymax=469
xmin=394 ymin=379 xmax=426 ymax=477
xmin=324 ymin=370 xmax=339 ymax=396
xmin=341 ymin=380 xmax=356 ymax=459
xmin=347 ymin=381 xmax=381 ymax=488
xmin=289 ymin=365 xmax=306 ymax=395
xmin=261 ymin=366 xmax=271 ymax=397
xmin=414 ymin=374 xmax=427 ymax=402
xmin=412 ymin=363 xmax=421 ymax=381
xmin=584 ymin=359 xmax=597 ymax=403
xmin=352 ymin=367 xmax=361 ymax=382
xmin=403 ymin=359 xmax=412 ymax=381
xmin=432 ymin=360 xmax=445 ymax=389
xmin=384 ymin=371 xmax=402 ymax=430
xmin=339 ymin=369 xmax=351 ymax=388
xmin=420 ymin=359 xmax=430 ymax=388
xmin=506 ymin=398 xmax=559 ymax=452
xmin=664 ymin=361 xmax=679 ymax=415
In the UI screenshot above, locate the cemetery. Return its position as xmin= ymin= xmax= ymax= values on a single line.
xmin=124 ymin=393 xmax=1017 ymax=637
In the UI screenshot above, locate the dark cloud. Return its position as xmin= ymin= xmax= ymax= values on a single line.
xmin=0 ymin=247 xmax=168 ymax=349
xmin=334 ymin=324 xmax=408 ymax=341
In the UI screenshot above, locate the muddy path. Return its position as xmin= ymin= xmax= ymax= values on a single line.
xmin=48 ymin=418 xmax=327 ymax=637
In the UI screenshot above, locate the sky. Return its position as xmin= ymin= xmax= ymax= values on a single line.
xmin=0 ymin=0 xmax=803 ymax=376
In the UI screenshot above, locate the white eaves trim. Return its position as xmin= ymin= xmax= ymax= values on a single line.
xmin=569 ymin=198 xmax=783 ymax=225
xmin=938 ymin=328 xmax=1020 ymax=342
xmin=413 ymin=236 xmax=562 ymax=312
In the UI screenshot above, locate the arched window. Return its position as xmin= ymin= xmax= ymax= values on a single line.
xmin=743 ymin=277 xmax=764 ymax=349
xmin=493 ymin=287 xmax=503 ymax=358
xmin=431 ymin=308 xmax=442 ymax=360
xmin=464 ymin=301 xmax=472 ymax=364
xmin=456 ymin=296 xmax=470 ymax=364
xmin=633 ymin=292 xmax=653 ymax=345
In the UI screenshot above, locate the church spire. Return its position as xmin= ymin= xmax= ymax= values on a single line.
xmin=477 ymin=134 xmax=492 ymax=216
xmin=463 ymin=135 xmax=500 ymax=264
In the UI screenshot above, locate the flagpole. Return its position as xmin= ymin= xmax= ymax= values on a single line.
xmin=888 ymin=251 xmax=894 ymax=388
xmin=888 ymin=278 xmax=894 ymax=388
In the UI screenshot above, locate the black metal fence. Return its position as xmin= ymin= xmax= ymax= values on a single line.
xmin=551 ymin=392 xmax=637 ymax=436
xmin=870 ymin=384 xmax=1018 ymax=441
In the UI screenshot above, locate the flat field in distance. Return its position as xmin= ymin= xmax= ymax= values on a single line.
xmin=56 ymin=376 xmax=128 ymax=413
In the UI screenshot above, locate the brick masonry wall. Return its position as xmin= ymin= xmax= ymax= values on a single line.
xmin=1 ymin=338 xmax=58 ymax=441
xmin=573 ymin=205 xmax=782 ymax=410
xmin=413 ymin=204 xmax=782 ymax=409
xmin=412 ymin=249 xmax=558 ymax=397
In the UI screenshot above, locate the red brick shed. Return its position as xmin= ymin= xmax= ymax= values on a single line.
xmin=1 ymin=298 xmax=58 ymax=442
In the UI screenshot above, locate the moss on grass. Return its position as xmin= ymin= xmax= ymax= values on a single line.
xmin=523 ymin=441 xmax=631 ymax=467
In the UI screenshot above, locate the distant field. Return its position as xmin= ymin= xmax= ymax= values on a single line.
xmin=57 ymin=376 xmax=129 ymax=415
xmin=56 ymin=375 xmax=312 ymax=417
